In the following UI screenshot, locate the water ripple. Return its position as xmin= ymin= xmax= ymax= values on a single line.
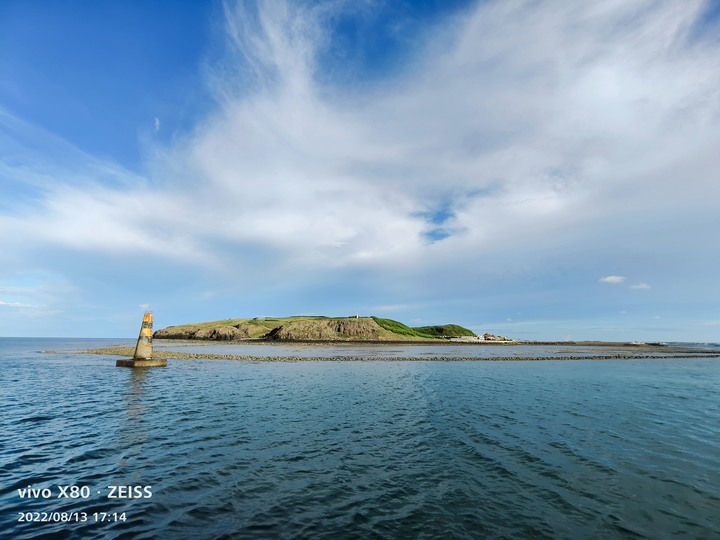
xmin=1 ymin=340 xmax=720 ymax=538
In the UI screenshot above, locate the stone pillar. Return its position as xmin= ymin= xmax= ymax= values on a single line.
xmin=116 ymin=312 xmax=167 ymax=368
xmin=133 ymin=311 xmax=153 ymax=360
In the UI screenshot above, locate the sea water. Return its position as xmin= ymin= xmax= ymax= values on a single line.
xmin=1 ymin=338 xmax=719 ymax=539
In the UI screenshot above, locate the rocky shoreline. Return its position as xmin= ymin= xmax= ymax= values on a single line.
xmin=80 ymin=344 xmax=720 ymax=362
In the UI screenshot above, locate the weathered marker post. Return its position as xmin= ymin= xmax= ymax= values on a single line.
xmin=116 ymin=312 xmax=167 ymax=368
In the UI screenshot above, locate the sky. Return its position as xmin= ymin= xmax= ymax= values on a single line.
xmin=1 ymin=0 xmax=719 ymax=341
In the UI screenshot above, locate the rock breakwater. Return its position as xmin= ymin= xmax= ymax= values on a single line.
xmin=80 ymin=346 xmax=720 ymax=362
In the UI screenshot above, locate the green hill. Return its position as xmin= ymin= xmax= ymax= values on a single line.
xmin=411 ymin=324 xmax=477 ymax=338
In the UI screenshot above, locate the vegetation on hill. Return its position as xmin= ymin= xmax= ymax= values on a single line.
xmin=371 ymin=317 xmax=478 ymax=339
xmin=370 ymin=317 xmax=434 ymax=339
xmin=412 ymin=324 xmax=477 ymax=338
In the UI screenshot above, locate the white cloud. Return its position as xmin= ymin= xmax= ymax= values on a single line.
xmin=630 ymin=283 xmax=651 ymax=289
xmin=5 ymin=1 xmax=720 ymax=274
xmin=176 ymin=0 xmax=720 ymax=271
xmin=599 ymin=276 xmax=627 ymax=284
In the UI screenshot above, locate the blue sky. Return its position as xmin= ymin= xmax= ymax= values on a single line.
xmin=1 ymin=0 xmax=719 ymax=341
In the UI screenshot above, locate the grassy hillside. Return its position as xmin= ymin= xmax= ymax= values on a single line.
xmin=412 ymin=324 xmax=477 ymax=338
xmin=371 ymin=317 xmax=478 ymax=339
xmin=371 ymin=317 xmax=436 ymax=339
xmin=155 ymin=315 xmax=476 ymax=342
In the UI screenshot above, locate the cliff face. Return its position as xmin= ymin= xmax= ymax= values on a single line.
xmin=154 ymin=322 xmax=256 ymax=341
xmin=265 ymin=318 xmax=394 ymax=341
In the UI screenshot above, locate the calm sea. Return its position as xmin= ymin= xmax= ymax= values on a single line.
xmin=1 ymin=338 xmax=719 ymax=539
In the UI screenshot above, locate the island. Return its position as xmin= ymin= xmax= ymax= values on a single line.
xmin=152 ymin=315 xmax=511 ymax=342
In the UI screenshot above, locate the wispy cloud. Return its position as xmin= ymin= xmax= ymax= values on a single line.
xmin=160 ymin=0 xmax=720 ymax=271
xmin=629 ymin=283 xmax=651 ymax=290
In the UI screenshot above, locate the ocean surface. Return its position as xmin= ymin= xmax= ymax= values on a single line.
xmin=1 ymin=338 xmax=719 ymax=539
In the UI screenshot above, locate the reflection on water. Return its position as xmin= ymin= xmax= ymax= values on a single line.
xmin=118 ymin=368 xmax=149 ymax=470
xmin=125 ymin=367 xmax=149 ymax=417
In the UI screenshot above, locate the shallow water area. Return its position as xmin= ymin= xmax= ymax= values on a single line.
xmin=153 ymin=340 xmax=700 ymax=360
xmin=2 ymin=338 xmax=720 ymax=538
